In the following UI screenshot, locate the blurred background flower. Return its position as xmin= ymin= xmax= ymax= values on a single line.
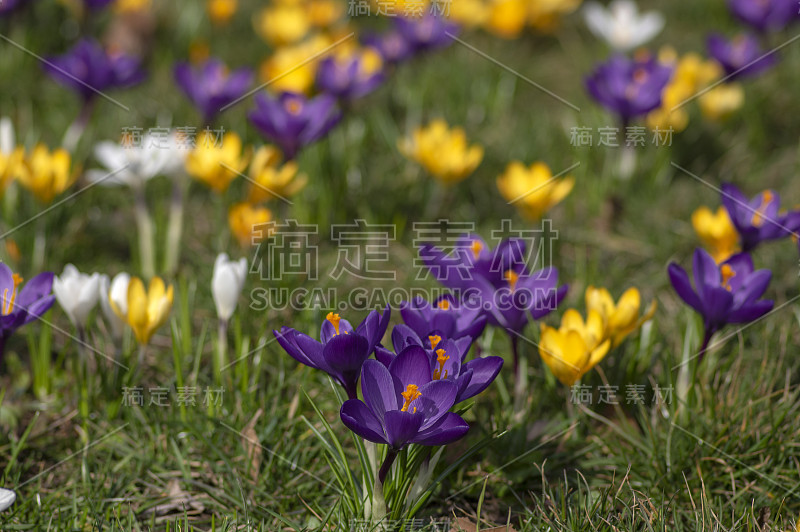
xmin=496 ymin=161 xmax=574 ymax=220
xmin=399 ymin=119 xmax=483 ymax=185
xmin=583 ymin=0 xmax=664 ymax=51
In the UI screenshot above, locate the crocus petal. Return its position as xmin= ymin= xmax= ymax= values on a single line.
xmin=727 ymin=299 xmax=773 ymax=323
xmin=668 ymin=262 xmax=703 ymax=312
xmin=274 ymin=328 xmax=327 ymax=371
xmin=457 ymin=356 xmax=504 ymax=402
xmin=340 ymin=399 xmax=387 ymax=445
xmin=388 ymin=345 xmax=434 ymax=388
xmin=322 ymin=333 xmax=370 ymax=379
xmin=384 ymin=410 xmax=425 ymax=449
xmin=361 ymin=359 xmax=399 ymax=418
xmin=411 ymin=412 xmax=469 ymax=446
xmin=15 ymin=272 xmax=54 ymax=310
xmin=415 ymin=379 xmax=458 ymax=430
xmin=732 ymin=269 xmax=771 ymax=307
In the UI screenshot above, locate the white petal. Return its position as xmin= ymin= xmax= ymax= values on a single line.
xmin=583 ymin=2 xmax=613 ymax=42
xmin=0 ymin=117 xmax=14 ymax=155
xmin=109 ymin=273 xmax=131 ymax=317
xmin=631 ymin=12 xmax=665 ymax=47
xmin=0 ymin=487 xmax=16 ymax=511
xmin=94 ymin=141 xmax=129 ymax=171
xmin=212 ymin=265 xmax=242 ymax=321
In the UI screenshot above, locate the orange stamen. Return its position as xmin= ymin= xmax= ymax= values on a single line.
xmin=432 ymin=348 xmax=450 ymax=380
xmin=326 ymin=312 xmax=341 ymax=335
xmin=400 ymin=384 xmax=421 ymax=412
xmin=751 ymin=191 xmax=774 ymax=228
xmin=470 ymin=240 xmax=483 ymax=261
xmin=720 ymin=264 xmax=735 ymax=291
xmin=2 ymin=273 xmax=23 ymax=316
xmin=504 ymin=270 xmax=519 ymax=291
xmin=428 ymin=335 xmax=442 ymax=350
xmin=285 ymin=99 xmax=303 ymax=115
xmin=437 ymin=299 xmax=450 ymax=310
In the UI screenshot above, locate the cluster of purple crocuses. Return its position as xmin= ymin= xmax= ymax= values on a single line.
xmin=668 ymin=183 xmax=800 ymax=358
xmin=274 ymin=276 xmax=505 ymax=457
xmin=273 ymin=232 xmax=572 ymax=456
xmin=585 ymin=0 xmax=798 ymax=127
xmin=419 ymin=234 xmax=567 ymax=375
xmin=42 ymin=13 xmax=460 ymax=161
xmin=709 ymin=0 xmax=799 ymax=80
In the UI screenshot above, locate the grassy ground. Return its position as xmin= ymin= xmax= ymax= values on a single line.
xmin=1 ymin=0 xmax=800 ymax=530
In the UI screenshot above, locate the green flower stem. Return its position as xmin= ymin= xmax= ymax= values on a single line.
xmin=163 ymin=176 xmax=187 ymax=277
xmin=215 ymin=318 xmax=229 ymax=387
xmin=372 ymin=449 xmax=397 ymax=524
xmin=511 ymin=336 xmax=528 ymax=420
xmin=133 ymin=185 xmax=156 ymax=279
xmin=76 ymin=326 xmax=90 ymax=420
xmin=32 ymin=216 xmax=46 ymax=273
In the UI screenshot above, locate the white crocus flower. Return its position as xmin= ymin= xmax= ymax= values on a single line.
xmin=212 ymin=253 xmax=248 ymax=322
xmin=86 ymin=132 xmax=187 ymax=188
xmin=53 ymin=265 xmax=101 ymax=330
xmin=583 ymin=0 xmax=664 ymax=52
xmin=99 ymin=273 xmax=129 ymax=339
xmin=0 ymin=487 xmax=15 ymax=511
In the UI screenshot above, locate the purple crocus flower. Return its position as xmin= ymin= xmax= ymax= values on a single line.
xmin=668 ymin=248 xmax=773 ymax=356
xmin=728 ymin=0 xmax=798 ymax=32
xmin=0 ymin=264 xmax=55 ymax=365
xmin=315 ymin=50 xmax=385 ymax=102
xmin=248 ymin=91 xmax=342 ymax=160
xmin=273 ymin=306 xmax=390 ymax=399
xmin=400 ymin=294 xmax=487 ymax=342
xmin=420 ymin=235 xmax=568 ymax=334
xmin=44 ymin=39 xmax=145 ymax=102
xmin=707 ymin=33 xmax=777 ymax=79
xmin=376 ymin=325 xmax=503 ymax=404
xmin=0 ymin=0 xmax=28 ymax=16
xmin=340 ymin=346 xmax=469 ymax=460
xmin=84 ymin=0 xmax=114 ymax=9
xmin=585 ymin=54 xmax=673 ymax=124
xmin=721 ymin=183 xmax=799 ymax=251
xmin=174 ymin=59 xmax=253 ymax=123
xmin=362 ymin=31 xmax=414 ymax=64
xmin=394 ymin=13 xmax=459 ymax=53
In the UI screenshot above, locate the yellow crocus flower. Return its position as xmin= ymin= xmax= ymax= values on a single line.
xmin=496 ymin=161 xmax=573 ymax=220
xmin=112 ymin=276 xmax=173 ymax=345
xmin=308 ymin=0 xmax=344 ymax=27
xmin=115 ymin=0 xmax=151 ymax=14
xmin=585 ymin=286 xmax=656 ymax=348
xmin=229 ymin=202 xmax=272 ymax=247
xmin=485 ymin=0 xmax=528 ymax=38
xmin=398 ymin=119 xmax=483 ymax=185
xmin=185 ymin=131 xmax=250 ymax=194
xmin=259 ymin=37 xmax=331 ymax=94
xmin=373 ymin=0 xmax=430 ymax=17
xmin=0 ymin=146 xmax=23 ymax=196
xmin=698 ymin=84 xmax=744 ymax=122
xmin=647 ymin=52 xmax=722 ymax=132
xmin=207 ymin=0 xmax=237 ymax=24
xmin=15 ymin=145 xmax=78 ymax=204
xmin=255 ymin=4 xmax=311 ymax=46
xmin=449 ymin=0 xmax=489 ymax=27
xmin=247 ymin=146 xmax=307 ymax=203
xmin=691 ymin=205 xmax=739 ymax=263
xmin=528 ymin=0 xmax=581 ymax=32
xmin=539 ymin=308 xmax=611 ymax=386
